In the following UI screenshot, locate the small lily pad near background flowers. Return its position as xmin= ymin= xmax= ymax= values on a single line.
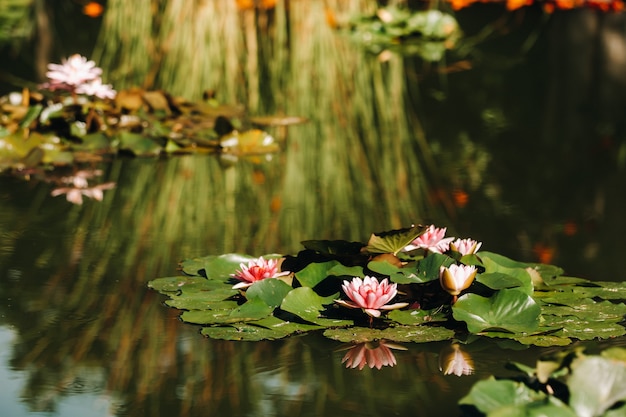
xmin=149 ymin=225 xmax=626 ymax=345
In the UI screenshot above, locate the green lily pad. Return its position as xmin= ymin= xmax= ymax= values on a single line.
xmin=363 ymin=225 xmax=427 ymax=255
xmin=328 ymin=263 xmax=365 ymax=277
xmin=459 ymin=377 xmax=548 ymax=414
xmin=246 ymin=278 xmax=293 ymax=307
xmin=417 ymin=253 xmax=456 ymax=282
xmin=452 ymin=289 xmax=541 ymax=333
xmin=482 ymin=330 xmax=572 ymax=347
xmin=280 ymin=287 xmax=351 ymax=327
xmin=295 ymin=260 xmax=340 ymax=288
xmin=387 ymin=308 xmax=446 ymax=325
xmin=117 ymin=131 xmax=162 ymax=156
xmin=569 ymin=356 xmax=626 ymax=417
xmin=201 ymin=323 xmax=286 ymax=341
xmin=300 ymin=239 xmax=364 ymax=256
xmin=148 ymin=276 xmax=208 ymax=292
xmin=477 ymin=272 xmax=533 ymax=295
xmin=367 ymin=260 xmax=421 ymax=284
xmin=323 ymin=325 xmax=454 ymax=343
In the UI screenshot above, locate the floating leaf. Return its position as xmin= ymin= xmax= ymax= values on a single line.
xmin=246 ymin=278 xmax=293 ymax=307
xmin=228 ymin=298 xmax=274 ymax=321
xmin=477 ymin=272 xmax=533 ymax=295
xmin=363 ymin=225 xmax=427 ymax=255
xmin=295 ymin=260 xmax=340 ymax=288
xmin=367 ymin=260 xmax=421 ymax=284
xmin=482 ymin=331 xmax=572 ymax=347
xmin=568 ymin=356 xmax=626 ymax=417
xmin=323 ymin=325 xmax=454 ymax=343
xmin=459 ymin=377 xmax=549 ymax=415
xmin=118 ymin=131 xmax=162 ymax=156
xmin=328 ymin=263 xmax=365 ymax=277
xmin=148 ymin=276 xmax=207 ymax=292
xmin=414 ymin=253 xmax=455 ymax=283
xmin=453 ymin=289 xmax=540 ymax=334
xmin=281 ymin=287 xmax=351 ymax=327
xmin=387 ymin=308 xmax=445 ymax=325
xmin=201 ymin=323 xmax=286 ymax=341
xmin=300 ymin=239 xmax=364 ymax=256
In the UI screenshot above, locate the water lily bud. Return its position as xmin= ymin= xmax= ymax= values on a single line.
xmin=439 ymin=264 xmax=477 ymax=296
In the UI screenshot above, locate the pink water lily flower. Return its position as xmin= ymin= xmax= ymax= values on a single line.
xmin=335 ymin=276 xmax=408 ymax=318
xmin=46 ymin=54 xmax=102 ymax=88
xmin=231 ymin=257 xmax=289 ymax=290
xmin=405 ymin=225 xmax=454 ymax=254
xmin=75 ymin=78 xmax=117 ymax=99
xmin=439 ymin=264 xmax=478 ymax=297
xmin=450 ymin=238 xmax=482 ymax=256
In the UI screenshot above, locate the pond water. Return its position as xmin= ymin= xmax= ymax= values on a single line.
xmin=2 ymin=2 xmax=626 ymax=416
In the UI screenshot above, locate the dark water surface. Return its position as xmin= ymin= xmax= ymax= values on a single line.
xmin=2 ymin=4 xmax=626 ymax=416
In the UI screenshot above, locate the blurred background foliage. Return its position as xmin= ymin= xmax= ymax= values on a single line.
xmin=1 ymin=0 xmax=626 ymax=416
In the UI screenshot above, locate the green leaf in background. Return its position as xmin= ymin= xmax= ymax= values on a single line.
xmin=19 ymin=104 xmax=43 ymax=128
xmin=73 ymin=132 xmax=111 ymax=152
xmin=118 ymin=131 xmax=162 ymax=156
xmin=363 ymin=224 xmax=427 ymax=255
xmin=452 ymin=289 xmax=540 ymax=334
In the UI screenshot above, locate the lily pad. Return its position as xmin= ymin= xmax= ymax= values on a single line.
xmin=459 ymin=377 xmax=549 ymax=415
xmin=280 ymin=287 xmax=351 ymax=327
xmin=295 ymin=260 xmax=340 ymax=288
xmin=363 ymin=225 xmax=427 ymax=255
xmin=452 ymin=289 xmax=541 ymax=333
xmin=568 ymin=356 xmax=626 ymax=417
xmin=323 ymin=325 xmax=454 ymax=343
xmin=246 ymin=278 xmax=293 ymax=307
xmin=477 ymin=272 xmax=533 ymax=295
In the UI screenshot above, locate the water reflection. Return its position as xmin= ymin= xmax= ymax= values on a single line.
xmin=2 ymin=2 xmax=626 ymax=417
xmin=439 ymin=342 xmax=475 ymax=377
xmin=339 ymin=340 xmax=407 ymax=370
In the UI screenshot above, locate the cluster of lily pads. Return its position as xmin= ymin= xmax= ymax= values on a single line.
xmin=343 ymin=8 xmax=461 ymax=61
xmin=148 ymin=224 xmax=626 ymax=345
xmin=0 ymin=54 xmax=290 ymax=175
xmin=461 ymin=346 xmax=626 ymax=417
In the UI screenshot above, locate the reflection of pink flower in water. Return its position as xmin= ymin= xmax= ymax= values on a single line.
xmin=439 ymin=343 xmax=474 ymax=377
xmin=341 ymin=341 xmax=406 ymax=370
xmin=51 ymin=182 xmax=115 ymax=205
xmin=405 ymin=225 xmax=454 ymax=254
xmin=335 ymin=276 xmax=408 ymax=318
xmin=51 ymin=170 xmax=115 ymax=205
xmin=231 ymin=257 xmax=289 ymax=289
